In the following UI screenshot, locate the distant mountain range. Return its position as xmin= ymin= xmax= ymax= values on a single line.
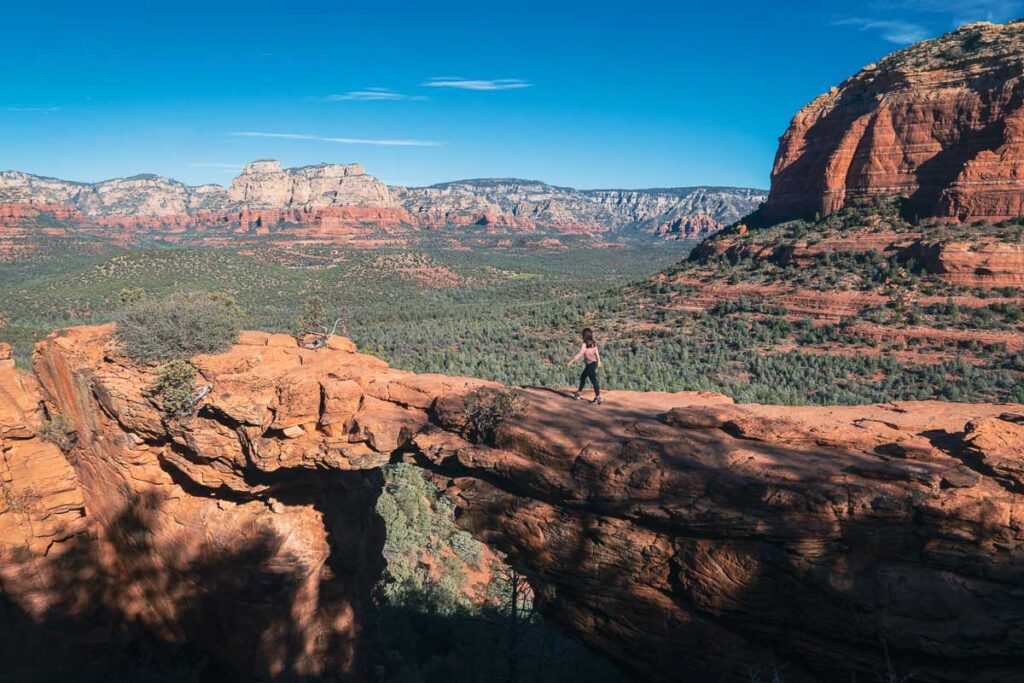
xmin=0 ymin=160 xmax=766 ymax=238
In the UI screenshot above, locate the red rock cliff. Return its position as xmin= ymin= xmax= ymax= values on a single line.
xmin=762 ymin=21 xmax=1024 ymax=223
xmin=8 ymin=329 xmax=389 ymax=679
xmin=3 ymin=326 xmax=1023 ymax=680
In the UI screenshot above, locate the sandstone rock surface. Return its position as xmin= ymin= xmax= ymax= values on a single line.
xmin=418 ymin=390 xmax=1024 ymax=682
xmin=0 ymin=342 xmax=89 ymax=612
xmin=7 ymin=329 xmax=392 ymax=679
xmin=4 ymin=326 xmax=1021 ymax=680
xmin=761 ymin=21 xmax=1024 ymax=223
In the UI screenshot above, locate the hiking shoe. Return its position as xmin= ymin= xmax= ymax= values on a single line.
xmin=571 ymin=392 xmax=581 ymax=400
xmin=591 ymin=396 xmax=603 ymax=405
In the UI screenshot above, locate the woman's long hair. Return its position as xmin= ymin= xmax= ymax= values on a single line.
xmin=581 ymin=327 xmax=596 ymax=348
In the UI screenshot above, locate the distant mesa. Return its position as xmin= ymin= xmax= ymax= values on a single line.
xmin=761 ymin=20 xmax=1024 ymax=224
xmin=0 ymin=160 xmax=766 ymax=239
xmin=227 ymin=160 xmax=392 ymax=209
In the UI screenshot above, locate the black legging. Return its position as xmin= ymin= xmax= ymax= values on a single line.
xmin=578 ymin=362 xmax=600 ymax=395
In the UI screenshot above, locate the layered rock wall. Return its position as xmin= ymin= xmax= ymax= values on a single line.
xmin=761 ymin=21 xmax=1024 ymax=224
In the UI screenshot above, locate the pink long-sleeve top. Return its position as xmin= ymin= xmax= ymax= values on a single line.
xmin=574 ymin=344 xmax=600 ymax=364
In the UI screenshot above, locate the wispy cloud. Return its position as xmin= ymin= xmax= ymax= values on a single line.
xmin=323 ymin=87 xmax=428 ymax=102
xmin=833 ymin=17 xmax=931 ymax=43
xmin=5 ymin=106 xmax=60 ymax=113
xmin=422 ymin=77 xmax=531 ymax=91
xmin=230 ymin=131 xmax=440 ymax=147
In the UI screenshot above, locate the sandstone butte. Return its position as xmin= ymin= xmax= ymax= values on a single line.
xmin=1 ymin=326 xmax=1023 ymax=681
xmin=760 ymin=20 xmax=1024 ymax=224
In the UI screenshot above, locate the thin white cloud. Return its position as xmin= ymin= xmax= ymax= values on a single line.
xmin=230 ymin=131 xmax=440 ymax=147
xmin=5 ymin=106 xmax=60 ymax=113
xmin=323 ymin=87 xmax=428 ymax=102
xmin=834 ymin=17 xmax=931 ymax=43
xmin=422 ymin=77 xmax=531 ymax=91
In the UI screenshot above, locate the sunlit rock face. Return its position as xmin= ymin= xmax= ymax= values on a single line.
xmin=762 ymin=21 xmax=1024 ymax=224
xmin=228 ymin=160 xmax=396 ymax=209
xmin=2 ymin=326 xmax=1023 ymax=680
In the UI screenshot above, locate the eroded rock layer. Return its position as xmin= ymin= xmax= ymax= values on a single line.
xmin=761 ymin=21 xmax=1024 ymax=223
xmin=1 ymin=326 xmax=1020 ymax=680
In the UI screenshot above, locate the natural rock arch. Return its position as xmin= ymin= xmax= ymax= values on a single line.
xmin=2 ymin=328 xmax=1023 ymax=681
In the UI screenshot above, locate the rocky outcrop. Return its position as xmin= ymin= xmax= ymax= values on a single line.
xmin=694 ymin=223 xmax=1024 ymax=288
xmin=4 ymin=325 xmax=1022 ymax=681
xmin=6 ymin=329 xmax=389 ymax=680
xmin=0 ymin=202 xmax=82 ymax=222
xmin=761 ymin=20 xmax=1024 ymax=224
xmin=652 ymin=213 xmax=722 ymax=240
xmin=920 ymin=240 xmax=1024 ymax=287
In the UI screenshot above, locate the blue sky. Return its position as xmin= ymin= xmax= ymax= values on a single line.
xmin=2 ymin=0 xmax=1021 ymax=189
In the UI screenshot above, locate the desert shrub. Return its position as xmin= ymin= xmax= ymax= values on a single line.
xmin=152 ymin=360 xmax=198 ymax=417
xmin=118 ymin=287 xmax=146 ymax=306
xmin=292 ymin=294 xmax=326 ymax=339
xmin=1 ymin=484 xmax=39 ymax=513
xmin=375 ymin=463 xmax=488 ymax=613
xmin=38 ymin=414 xmax=76 ymax=450
xmin=370 ymin=463 xmax=621 ymax=682
xmin=462 ymin=388 xmax=528 ymax=443
xmin=116 ymin=291 xmax=242 ymax=362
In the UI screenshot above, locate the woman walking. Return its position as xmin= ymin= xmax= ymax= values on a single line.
xmin=567 ymin=327 xmax=603 ymax=404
